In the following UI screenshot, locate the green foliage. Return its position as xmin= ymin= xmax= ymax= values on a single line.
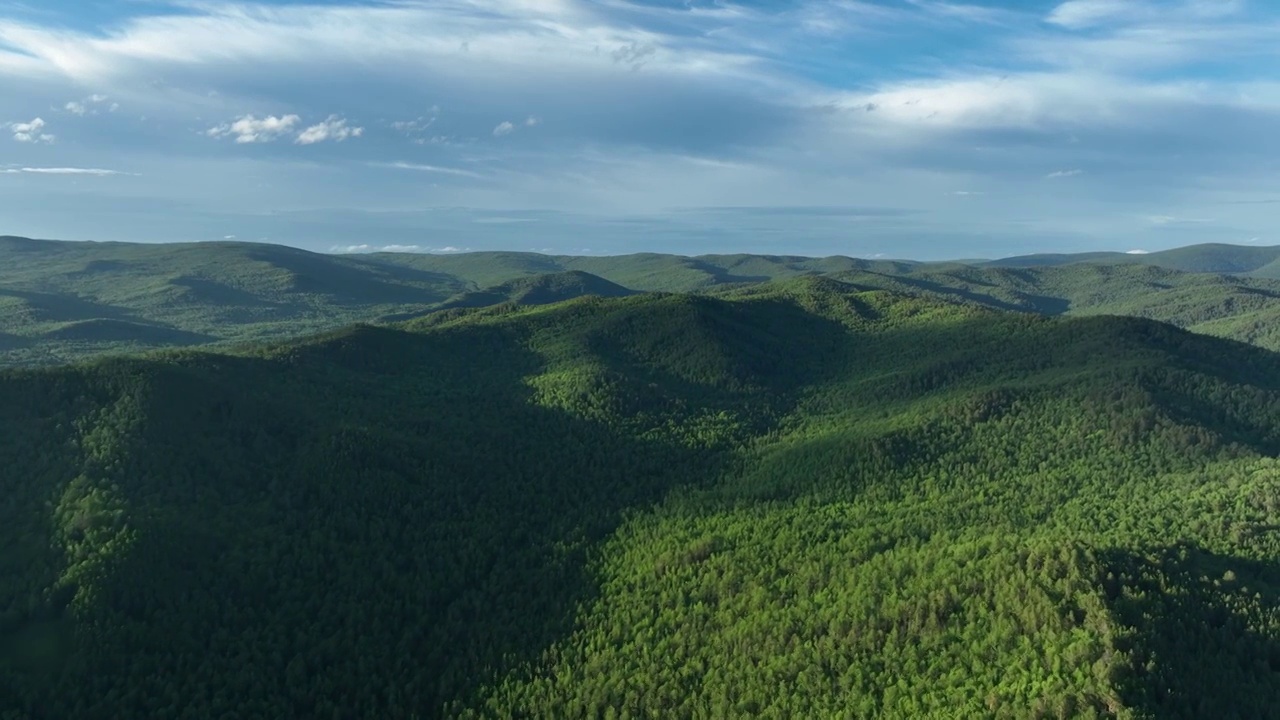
xmin=1 ymin=280 xmax=1279 ymax=718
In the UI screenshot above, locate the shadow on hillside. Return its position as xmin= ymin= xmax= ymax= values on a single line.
xmin=685 ymin=259 xmax=774 ymax=286
xmin=869 ymin=272 xmax=1071 ymax=314
xmin=0 ymin=288 xmax=134 ymax=324
xmin=168 ymin=275 xmax=284 ymax=308
xmin=41 ymin=318 xmax=218 ymax=346
xmin=1099 ymin=545 xmax=1280 ymax=719
xmin=33 ymin=323 xmax=745 ymax=717
xmin=244 ymin=247 xmax=464 ymax=305
xmin=586 ymin=295 xmax=851 ymax=396
xmin=0 ymin=332 xmax=29 ymax=351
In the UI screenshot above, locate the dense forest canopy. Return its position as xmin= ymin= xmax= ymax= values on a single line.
xmin=1 ymin=275 xmax=1278 ymax=718
xmin=6 ymin=236 xmax=1280 ymax=365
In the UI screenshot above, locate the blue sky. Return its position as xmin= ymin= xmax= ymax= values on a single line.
xmin=0 ymin=0 xmax=1277 ymax=259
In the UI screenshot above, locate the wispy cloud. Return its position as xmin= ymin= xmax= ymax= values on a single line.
xmin=1045 ymin=169 xmax=1084 ymax=179
xmin=1145 ymin=214 xmax=1214 ymax=225
xmin=493 ymin=121 xmax=515 ymax=137
xmin=1045 ymin=0 xmax=1244 ymax=30
xmin=297 ymin=115 xmax=363 ymax=145
xmin=391 ymin=108 xmax=440 ymax=143
xmin=2 ymin=166 xmax=132 ymax=176
xmin=207 ymin=114 xmax=300 ymax=143
xmin=64 ymin=93 xmax=117 ymax=116
xmin=374 ymin=161 xmax=483 ymax=178
xmin=330 ymin=243 xmax=469 ymax=254
xmin=1046 ymin=0 xmax=1138 ymax=29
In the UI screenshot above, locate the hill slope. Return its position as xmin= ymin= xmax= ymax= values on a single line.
xmin=8 ymin=236 xmax=1280 ymax=365
xmin=1 ymin=282 xmax=1278 ymax=718
xmin=436 ymin=270 xmax=633 ymax=311
xmin=812 ymin=262 xmax=1280 ymax=352
xmin=0 ymin=237 xmax=466 ymax=364
xmin=985 ymin=242 xmax=1280 ymax=276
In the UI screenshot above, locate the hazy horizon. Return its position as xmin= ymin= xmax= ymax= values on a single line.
xmin=2 ymin=0 xmax=1276 ymax=260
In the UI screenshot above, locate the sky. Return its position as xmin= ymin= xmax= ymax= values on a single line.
xmin=0 ymin=0 xmax=1277 ymax=260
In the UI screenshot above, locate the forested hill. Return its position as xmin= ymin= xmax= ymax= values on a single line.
xmin=6 ymin=235 xmax=1280 ymax=365
xmin=2 ymin=279 xmax=1278 ymax=718
xmin=984 ymin=243 xmax=1280 ymax=277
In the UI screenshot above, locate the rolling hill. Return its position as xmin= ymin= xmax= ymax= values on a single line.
xmin=7 ymin=236 xmax=1280 ymax=366
xmin=985 ymin=243 xmax=1280 ymax=276
xmin=434 ymin=270 xmax=634 ymax=311
xmin=0 ymin=280 xmax=1278 ymax=718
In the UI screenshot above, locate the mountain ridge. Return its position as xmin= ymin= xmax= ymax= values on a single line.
xmin=6 ymin=235 xmax=1280 ymax=366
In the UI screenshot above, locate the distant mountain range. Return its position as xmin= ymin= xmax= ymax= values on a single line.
xmin=4 ymin=235 xmax=1280 ymax=365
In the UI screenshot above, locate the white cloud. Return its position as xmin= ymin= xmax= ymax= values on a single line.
xmin=375 ymin=161 xmax=483 ymax=178
xmin=0 ymin=0 xmax=1275 ymax=254
xmin=296 ymin=115 xmax=364 ymax=145
xmin=826 ymin=72 xmax=1235 ymax=134
xmin=1046 ymin=0 xmax=1137 ymax=29
xmin=1125 ymin=248 xmax=1150 ymax=254
xmin=1145 ymin=215 xmax=1214 ymax=225
xmin=329 ymin=243 xmax=467 ymax=254
xmin=2 ymin=166 xmax=130 ymax=175
xmin=392 ymin=106 xmax=441 ymax=137
xmin=8 ymin=117 xmax=54 ymax=143
xmin=1045 ymin=169 xmax=1084 ymax=179
xmin=0 ymin=0 xmax=757 ymax=86
xmin=207 ymin=114 xmax=300 ymax=143
xmin=492 ymin=116 xmax=537 ymax=137
xmin=63 ymin=94 xmax=115 ymax=116
xmin=1048 ymin=0 xmax=1245 ymax=29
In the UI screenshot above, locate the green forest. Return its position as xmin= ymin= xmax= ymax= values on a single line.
xmin=7 ymin=236 xmax=1280 ymax=366
xmin=1 ymin=273 xmax=1278 ymax=718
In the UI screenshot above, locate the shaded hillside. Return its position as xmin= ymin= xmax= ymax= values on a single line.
xmin=0 ymin=282 xmax=1278 ymax=718
xmin=365 ymin=249 xmax=926 ymax=292
xmin=986 ymin=243 xmax=1280 ymax=276
xmin=435 ymin=271 xmax=633 ymax=311
xmin=41 ymin=319 xmax=214 ymax=345
xmin=0 ymin=237 xmax=466 ymax=365
xmin=818 ymin=263 xmax=1280 ymax=352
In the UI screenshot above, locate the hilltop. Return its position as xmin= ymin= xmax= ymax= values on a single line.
xmin=985 ymin=243 xmax=1280 ymax=277
xmin=0 ymin=281 xmax=1277 ymax=718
